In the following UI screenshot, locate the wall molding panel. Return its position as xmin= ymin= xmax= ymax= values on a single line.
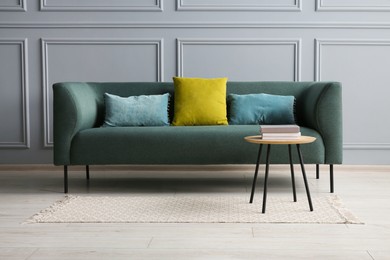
xmin=0 ymin=39 xmax=30 ymax=148
xmin=41 ymin=38 xmax=164 ymax=147
xmin=316 ymin=0 xmax=390 ymax=12
xmin=177 ymin=0 xmax=301 ymax=11
xmin=315 ymin=39 xmax=390 ymax=81
xmin=344 ymin=143 xmax=390 ymax=150
xmin=177 ymin=38 xmax=301 ymax=81
xmin=316 ymin=39 xmax=390 ymax=151
xmin=40 ymin=0 xmax=163 ymax=11
xmin=0 ymin=0 xmax=26 ymax=11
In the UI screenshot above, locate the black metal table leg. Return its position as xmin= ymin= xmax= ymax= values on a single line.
xmin=288 ymin=145 xmax=297 ymax=202
xmin=296 ymin=144 xmax=313 ymax=211
xmin=262 ymin=145 xmax=272 ymax=214
xmin=250 ymin=144 xmax=263 ymax=203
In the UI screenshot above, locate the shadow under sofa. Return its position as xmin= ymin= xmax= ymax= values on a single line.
xmin=53 ymin=81 xmax=342 ymax=193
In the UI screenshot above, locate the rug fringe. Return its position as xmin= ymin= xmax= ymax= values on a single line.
xmin=23 ymin=195 xmax=78 ymax=224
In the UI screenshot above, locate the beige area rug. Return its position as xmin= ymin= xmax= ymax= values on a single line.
xmin=26 ymin=194 xmax=362 ymax=224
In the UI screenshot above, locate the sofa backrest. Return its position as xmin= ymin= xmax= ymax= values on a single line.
xmin=68 ymin=81 xmax=332 ymax=126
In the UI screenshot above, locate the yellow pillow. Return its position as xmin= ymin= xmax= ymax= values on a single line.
xmin=172 ymin=77 xmax=229 ymax=126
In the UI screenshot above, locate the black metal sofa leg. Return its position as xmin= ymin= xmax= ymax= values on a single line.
xmin=330 ymin=164 xmax=334 ymax=193
xmin=86 ymin=165 xmax=90 ymax=180
xmin=64 ymin=165 xmax=68 ymax=194
xmin=316 ymin=164 xmax=334 ymax=193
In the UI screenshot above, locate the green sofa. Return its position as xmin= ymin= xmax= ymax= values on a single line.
xmin=53 ymin=81 xmax=342 ymax=193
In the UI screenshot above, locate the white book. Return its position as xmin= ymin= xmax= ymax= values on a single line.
xmin=262 ymin=132 xmax=301 ymax=140
xmin=262 ymin=132 xmax=301 ymax=137
xmin=260 ymin=124 xmax=300 ymax=133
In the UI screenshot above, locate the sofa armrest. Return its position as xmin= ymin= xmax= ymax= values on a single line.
xmin=53 ymin=82 xmax=100 ymax=165
xmin=300 ymin=82 xmax=343 ymax=164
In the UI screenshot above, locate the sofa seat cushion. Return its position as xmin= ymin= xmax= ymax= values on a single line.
xmin=70 ymin=125 xmax=324 ymax=165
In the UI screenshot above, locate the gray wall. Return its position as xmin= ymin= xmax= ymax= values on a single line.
xmin=1 ymin=0 xmax=390 ymax=164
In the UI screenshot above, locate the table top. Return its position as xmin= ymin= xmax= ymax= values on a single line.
xmin=244 ymin=135 xmax=316 ymax=145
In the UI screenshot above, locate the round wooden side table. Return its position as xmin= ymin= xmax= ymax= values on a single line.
xmin=244 ymin=135 xmax=316 ymax=213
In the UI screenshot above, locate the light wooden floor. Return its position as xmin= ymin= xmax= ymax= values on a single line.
xmin=0 ymin=164 xmax=389 ymax=260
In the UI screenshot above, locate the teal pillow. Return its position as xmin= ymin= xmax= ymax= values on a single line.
xmin=103 ymin=93 xmax=170 ymax=127
xmin=228 ymin=93 xmax=295 ymax=125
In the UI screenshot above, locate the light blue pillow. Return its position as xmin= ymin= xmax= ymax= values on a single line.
xmin=228 ymin=93 xmax=295 ymax=125
xmin=103 ymin=93 xmax=170 ymax=127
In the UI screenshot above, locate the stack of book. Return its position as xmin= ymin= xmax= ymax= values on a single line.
xmin=260 ymin=125 xmax=301 ymax=140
